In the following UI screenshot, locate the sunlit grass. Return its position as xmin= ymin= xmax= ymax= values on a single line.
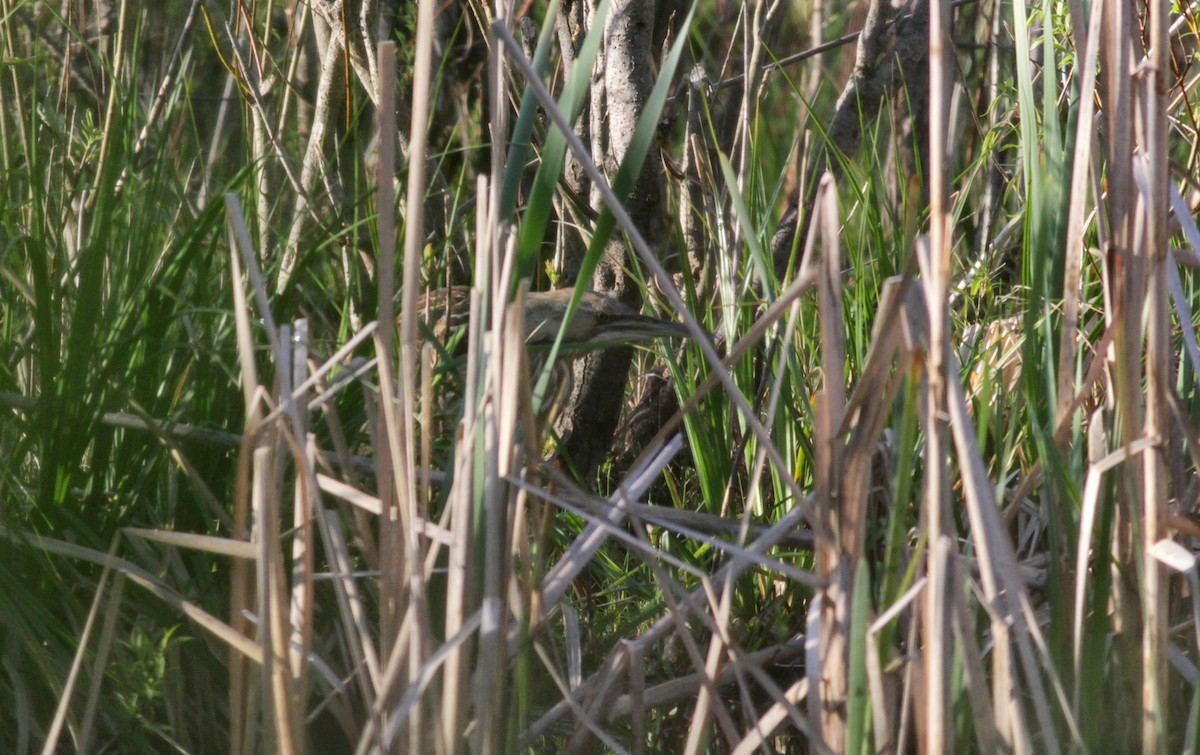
xmin=3 ymin=0 xmax=1200 ymax=752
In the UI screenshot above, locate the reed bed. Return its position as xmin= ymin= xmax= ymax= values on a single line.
xmin=2 ymin=0 xmax=1200 ymax=752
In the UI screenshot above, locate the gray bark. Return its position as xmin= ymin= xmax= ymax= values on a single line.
xmin=554 ymin=0 xmax=667 ymax=482
xmin=771 ymin=0 xmax=930 ymax=277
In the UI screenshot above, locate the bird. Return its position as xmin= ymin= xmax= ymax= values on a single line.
xmin=414 ymin=285 xmax=692 ymax=351
xmin=411 ymin=285 xmax=695 ymax=463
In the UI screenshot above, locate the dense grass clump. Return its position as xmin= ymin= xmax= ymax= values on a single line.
xmin=2 ymin=0 xmax=1199 ymax=752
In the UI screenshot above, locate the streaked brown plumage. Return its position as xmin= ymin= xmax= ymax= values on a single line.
xmin=414 ymin=286 xmax=691 ymax=350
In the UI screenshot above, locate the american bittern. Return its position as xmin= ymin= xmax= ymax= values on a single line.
xmin=415 ymin=285 xmax=691 ymax=350
xmin=411 ymin=285 xmax=693 ymax=465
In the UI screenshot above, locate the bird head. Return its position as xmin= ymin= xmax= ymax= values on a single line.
xmin=522 ymin=289 xmax=691 ymax=350
xmin=416 ymin=286 xmax=693 ymax=352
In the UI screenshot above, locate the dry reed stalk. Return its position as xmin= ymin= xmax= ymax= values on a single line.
xmin=923 ymin=0 xmax=953 ymax=740
xmin=41 ymin=539 xmax=122 ymax=755
xmin=471 ymin=258 xmax=525 ymax=753
xmin=1099 ymin=8 xmax=1146 ymax=751
xmin=285 ymin=327 xmax=315 ymax=712
xmin=438 ymin=175 xmax=491 ymax=754
xmin=1057 ymin=0 xmax=1103 ymax=428
xmin=393 ymin=3 xmax=440 ymax=742
xmin=278 ymin=32 xmax=345 ymax=291
xmin=806 ymin=173 xmax=850 ymax=749
xmin=1141 ymin=0 xmax=1173 ymax=744
xmin=867 ymin=577 xmax=924 ymax=752
xmin=372 ymin=32 xmax=403 ymax=698
xmin=254 ymin=444 xmax=301 ymax=755
xmin=316 ymin=499 xmax=382 ymax=682
xmin=947 ymin=538 xmax=1003 ymax=753
xmin=941 ymin=313 xmax=1076 ymax=752
xmin=226 ymin=195 xmax=267 ymax=754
